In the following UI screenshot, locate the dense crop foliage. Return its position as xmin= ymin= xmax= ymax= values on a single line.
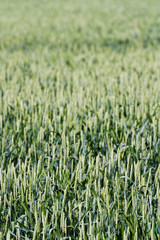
xmin=0 ymin=0 xmax=160 ymax=239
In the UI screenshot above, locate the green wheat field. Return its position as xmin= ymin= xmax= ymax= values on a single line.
xmin=0 ymin=0 xmax=160 ymax=239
